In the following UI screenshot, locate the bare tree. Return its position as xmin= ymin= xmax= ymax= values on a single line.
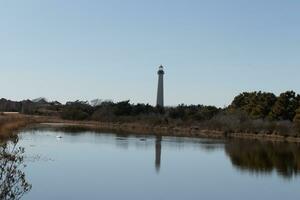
xmin=0 ymin=139 xmax=32 ymax=200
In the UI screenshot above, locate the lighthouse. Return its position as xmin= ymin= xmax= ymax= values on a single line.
xmin=156 ymin=65 xmax=165 ymax=107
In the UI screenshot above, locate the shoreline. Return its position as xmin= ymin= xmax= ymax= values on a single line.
xmin=0 ymin=114 xmax=42 ymax=140
xmin=39 ymin=119 xmax=300 ymax=143
xmin=1 ymin=114 xmax=300 ymax=143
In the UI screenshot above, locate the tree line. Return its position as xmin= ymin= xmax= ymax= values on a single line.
xmin=230 ymin=91 xmax=300 ymax=121
xmin=0 ymin=91 xmax=300 ymax=134
xmin=53 ymin=91 xmax=300 ymax=125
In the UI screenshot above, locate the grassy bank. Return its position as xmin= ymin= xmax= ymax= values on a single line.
xmin=39 ymin=119 xmax=300 ymax=143
xmin=1 ymin=90 xmax=300 ymax=142
xmin=0 ymin=113 xmax=42 ymax=140
xmin=1 ymin=113 xmax=300 ymax=143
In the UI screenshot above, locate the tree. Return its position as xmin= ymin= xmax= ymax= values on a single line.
xmin=230 ymin=91 xmax=277 ymax=119
xmin=269 ymin=91 xmax=300 ymax=121
xmin=166 ymin=104 xmax=220 ymax=121
xmin=0 ymin=139 xmax=32 ymax=199
xmin=168 ymin=104 xmax=186 ymax=119
xmin=113 ymin=100 xmax=132 ymax=116
xmin=61 ymin=101 xmax=93 ymax=120
xmin=294 ymin=108 xmax=300 ymax=124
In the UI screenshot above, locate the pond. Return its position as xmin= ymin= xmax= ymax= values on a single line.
xmin=3 ymin=126 xmax=300 ymax=199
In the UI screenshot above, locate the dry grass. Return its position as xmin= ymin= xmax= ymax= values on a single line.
xmin=0 ymin=112 xmax=299 ymax=143
xmin=0 ymin=114 xmax=39 ymax=140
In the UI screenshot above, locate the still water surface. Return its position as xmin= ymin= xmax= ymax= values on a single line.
xmin=15 ymin=128 xmax=300 ymax=200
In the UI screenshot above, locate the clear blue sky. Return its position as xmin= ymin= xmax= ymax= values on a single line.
xmin=0 ymin=0 xmax=299 ymax=107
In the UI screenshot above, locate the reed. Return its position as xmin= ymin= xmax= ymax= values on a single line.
xmin=0 ymin=114 xmax=36 ymax=139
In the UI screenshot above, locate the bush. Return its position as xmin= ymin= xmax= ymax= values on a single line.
xmin=61 ymin=101 xmax=93 ymax=120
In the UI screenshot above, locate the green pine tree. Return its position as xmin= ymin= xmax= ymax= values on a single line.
xmin=269 ymin=91 xmax=300 ymax=121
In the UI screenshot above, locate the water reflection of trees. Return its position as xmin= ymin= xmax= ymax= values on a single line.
xmin=225 ymin=140 xmax=300 ymax=178
xmin=0 ymin=139 xmax=32 ymax=200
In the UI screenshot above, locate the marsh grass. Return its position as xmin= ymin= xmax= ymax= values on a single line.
xmin=0 ymin=114 xmax=36 ymax=139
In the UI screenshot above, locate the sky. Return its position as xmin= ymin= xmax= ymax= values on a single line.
xmin=0 ymin=0 xmax=300 ymax=107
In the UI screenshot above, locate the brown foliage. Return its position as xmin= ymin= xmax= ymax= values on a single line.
xmin=0 ymin=114 xmax=35 ymax=140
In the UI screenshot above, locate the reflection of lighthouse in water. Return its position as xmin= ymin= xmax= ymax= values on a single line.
xmin=155 ymin=136 xmax=162 ymax=172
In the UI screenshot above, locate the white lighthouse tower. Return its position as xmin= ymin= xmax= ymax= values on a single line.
xmin=156 ymin=65 xmax=165 ymax=107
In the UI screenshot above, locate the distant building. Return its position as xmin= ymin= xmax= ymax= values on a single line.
xmin=156 ymin=65 xmax=165 ymax=107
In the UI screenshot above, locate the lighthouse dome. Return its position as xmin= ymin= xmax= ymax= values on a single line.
xmin=158 ymin=65 xmax=165 ymax=75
